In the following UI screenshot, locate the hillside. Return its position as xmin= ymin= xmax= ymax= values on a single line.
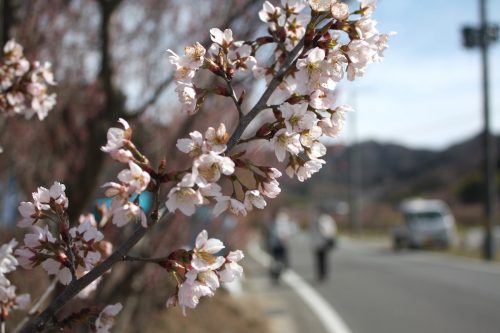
xmin=279 ymin=133 xmax=500 ymax=228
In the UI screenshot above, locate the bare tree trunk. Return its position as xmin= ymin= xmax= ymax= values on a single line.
xmin=66 ymin=0 xmax=125 ymax=222
xmin=1 ymin=0 xmax=13 ymax=46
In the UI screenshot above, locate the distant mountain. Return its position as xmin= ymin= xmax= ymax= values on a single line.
xmin=280 ymin=133 xmax=500 ymax=227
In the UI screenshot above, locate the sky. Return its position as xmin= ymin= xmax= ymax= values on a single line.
xmin=338 ymin=0 xmax=500 ymax=150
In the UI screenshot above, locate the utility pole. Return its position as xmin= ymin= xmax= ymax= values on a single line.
xmin=462 ymin=0 xmax=499 ymax=260
xmin=348 ymin=91 xmax=361 ymax=236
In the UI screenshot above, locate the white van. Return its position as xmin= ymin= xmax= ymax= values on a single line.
xmin=393 ymin=199 xmax=457 ymax=250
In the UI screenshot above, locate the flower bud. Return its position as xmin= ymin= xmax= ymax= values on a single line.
xmin=204 ymin=57 xmax=222 ymax=76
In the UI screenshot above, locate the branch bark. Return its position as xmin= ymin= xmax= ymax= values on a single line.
xmin=1 ymin=0 xmax=13 ymax=46
xmin=223 ymin=74 xmax=244 ymax=119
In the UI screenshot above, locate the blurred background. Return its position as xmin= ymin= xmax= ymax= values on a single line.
xmin=1 ymin=0 xmax=500 ymax=332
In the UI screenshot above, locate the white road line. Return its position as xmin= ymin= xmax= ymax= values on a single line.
xmin=248 ymin=244 xmax=353 ymax=333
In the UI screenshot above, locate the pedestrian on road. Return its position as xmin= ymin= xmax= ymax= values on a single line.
xmin=267 ymin=210 xmax=293 ymax=283
xmin=310 ymin=211 xmax=337 ymax=281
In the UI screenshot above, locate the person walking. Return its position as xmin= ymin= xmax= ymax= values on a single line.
xmin=310 ymin=211 xmax=337 ymax=281
xmin=267 ymin=210 xmax=293 ymax=283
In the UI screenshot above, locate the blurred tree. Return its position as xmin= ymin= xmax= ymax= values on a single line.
xmin=1 ymin=0 xmax=262 ymax=330
xmin=0 ymin=0 xmax=261 ymax=222
xmin=456 ymin=170 xmax=500 ymax=204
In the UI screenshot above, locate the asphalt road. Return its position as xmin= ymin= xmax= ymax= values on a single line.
xmin=287 ymin=233 xmax=500 ymax=333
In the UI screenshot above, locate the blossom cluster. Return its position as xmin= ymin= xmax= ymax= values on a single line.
xmin=0 ymin=239 xmax=30 ymax=320
xmin=3 ymin=0 xmax=391 ymax=330
xmin=162 ymin=0 xmax=392 ymax=218
xmin=166 ymin=230 xmax=243 ymax=315
xmin=0 ymin=39 xmax=56 ymax=121
xmin=15 ymin=182 xmax=111 ymax=286
xmin=167 ymin=28 xmax=257 ymax=115
xmin=101 ymin=118 xmax=152 ymax=228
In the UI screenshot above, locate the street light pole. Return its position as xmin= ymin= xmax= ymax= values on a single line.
xmin=479 ymin=0 xmax=496 ymax=261
xmin=462 ymin=0 xmax=499 ymax=260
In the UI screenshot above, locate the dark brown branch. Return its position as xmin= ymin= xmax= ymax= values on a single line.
xmin=222 ymin=74 xmax=244 ymax=119
xmin=122 ymin=255 xmax=169 ymax=264
xmin=1 ymin=0 xmax=12 ymax=46
xmin=20 ymin=224 xmax=152 ymax=333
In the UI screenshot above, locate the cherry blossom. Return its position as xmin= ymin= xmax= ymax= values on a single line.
xmin=0 ymin=239 xmax=18 ymax=283
xmin=176 ymin=279 xmax=214 ymax=315
xmin=41 ymin=258 xmax=73 ymax=285
xmin=95 ymin=303 xmax=123 ymax=333
xmin=112 ymin=202 xmax=147 ymax=228
xmin=244 ymin=190 xmax=267 ymax=211
xmin=166 ymin=230 xmax=244 ymax=315
xmin=204 ymin=123 xmax=229 ymax=153
xmin=270 ymin=129 xmax=302 ymax=162
xmin=331 ymin=2 xmax=349 ymax=20
xmin=176 ymin=130 xmax=204 ymax=157
xmin=213 ymin=196 xmax=247 ymax=217
xmin=193 ymin=152 xmax=235 ymax=183
xmin=167 ymin=42 xmax=206 ymax=82
xmin=282 ymin=0 xmax=307 ymax=14
xmin=308 ymin=0 xmax=333 ymax=12
xmin=280 ymin=102 xmax=317 ymax=133
xmin=259 ymin=1 xmax=284 ymax=29
xmin=258 ymin=178 xmax=282 ymax=199
xmin=174 ymin=82 xmax=197 ymax=114
xmin=0 ymin=285 xmax=30 ymax=315
xmin=117 ymin=161 xmax=151 ymax=193
xmin=0 ymin=40 xmax=56 ymax=120
xmin=209 ymin=28 xmax=234 ymax=48
xmin=359 ymin=0 xmax=377 ymax=16
xmin=101 ymin=118 xmax=131 ymax=154
xmin=219 ymin=250 xmax=244 ymax=283
xmin=166 ymin=173 xmax=204 ymax=216
xmin=191 ymin=230 xmax=225 ymax=271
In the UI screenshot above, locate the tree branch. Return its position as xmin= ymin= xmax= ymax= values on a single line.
xmin=1 ymin=0 xmax=13 ymax=46
xmin=226 ymin=38 xmax=306 ymax=151
xmin=20 ymin=194 xmax=170 ymax=333
xmin=222 ymin=74 xmax=244 ymax=119
xmin=122 ymin=255 xmax=169 ymax=264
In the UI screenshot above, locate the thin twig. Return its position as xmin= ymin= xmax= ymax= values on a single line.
xmin=237 ymin=137 xmax=267 ymax=145
xmin=65 ymin=242 xmax=77 ymax=282
xmin=222 ymin=74 xmax=244 ymax=119
xmin=12 ymin=280 xmax=57 ymax=333
xmin=122 ymin=255 xmax=169 ymax=264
